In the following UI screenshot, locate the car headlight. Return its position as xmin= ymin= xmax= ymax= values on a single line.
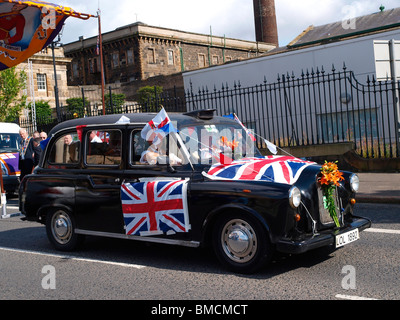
xmin=289 ymin=186 xmax=301 ymax=209
xmin=350 ymin=174 xmax=360 ymax=193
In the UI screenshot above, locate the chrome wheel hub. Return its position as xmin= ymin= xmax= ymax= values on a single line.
xmin=221 ymin=219 xmax=257 ymax=263
xmin=51 ymin=212 xmax=72 ymax=244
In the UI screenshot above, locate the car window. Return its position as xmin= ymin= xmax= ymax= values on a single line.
xmin=48 ymin=132 xmax=80 ymax=165
xmin=86 ymin=130 xmax=122 ymax=166
xmin=179 ymin=124 xmax=261 ymax=165
xmin=0 ymin=133 xmax=20 ymax=153
xmin=131 ymin=130 xmax=183 ymax=166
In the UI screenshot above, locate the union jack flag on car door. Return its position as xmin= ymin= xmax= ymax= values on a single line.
xmin=121 ymin=179 xmax=190 ymax=236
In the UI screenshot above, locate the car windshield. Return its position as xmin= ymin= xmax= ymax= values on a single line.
xmin=178 ymin=123 xmax=262 ymax=165
xmin=0 ymin=133 xmax=20 ymax=153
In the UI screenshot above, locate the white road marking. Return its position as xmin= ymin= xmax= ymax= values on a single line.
xmin=0 ymin=246 xmax=146 ymax=269
xmin=335 ymin=294 xmax=379 ymax=300
xmin=365 ymin=228 xmax=400 ymax=235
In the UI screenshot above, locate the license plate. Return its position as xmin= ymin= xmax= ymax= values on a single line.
xmin=336 ymin=229 xmax=359 ymax=248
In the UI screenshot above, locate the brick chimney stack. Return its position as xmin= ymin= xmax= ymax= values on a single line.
xmin=253 ymin=0 xmax=279 ymax=47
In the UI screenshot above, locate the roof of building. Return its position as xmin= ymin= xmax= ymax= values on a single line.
xmin=288 ymin=6 xmax=400 ymax=48
xmin=63 ymin=22 xmax=274 ymax=54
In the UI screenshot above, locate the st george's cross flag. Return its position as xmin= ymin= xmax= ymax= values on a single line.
xmin=140 ymin=108 xmax=177 ymax=145
xmin=121 ymin=179 xmax=190 ymax=236
xmin=202 ymin=156 xmax=316 ymax=185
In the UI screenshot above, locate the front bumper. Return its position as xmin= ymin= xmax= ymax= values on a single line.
xmin=275 ymin=216 xmax=372 ymax=254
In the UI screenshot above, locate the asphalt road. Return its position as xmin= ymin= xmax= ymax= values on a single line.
xmin=1 ymin=198 xmax=399 ymax=305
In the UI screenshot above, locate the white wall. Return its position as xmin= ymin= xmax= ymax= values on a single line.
xmin=183 ymin=29 xmax=400 ymax=92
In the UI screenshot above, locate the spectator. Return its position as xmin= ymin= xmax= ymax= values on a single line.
xmin=40 ymin=131 xmax=47 ymax=140
xmin=18 ymin=128 xmax=35 ymax=180
xmin=32 ymin=137 xmax=42 ymax=167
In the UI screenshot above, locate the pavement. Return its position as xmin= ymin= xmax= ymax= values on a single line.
xmin=356 ymin=173 xmax=400 ymax=204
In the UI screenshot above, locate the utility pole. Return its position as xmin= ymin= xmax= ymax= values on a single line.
xmin=51 ymin=40 xmax=61 ymax=121
xmin=98 ymin=10 xmax=106 ymax=115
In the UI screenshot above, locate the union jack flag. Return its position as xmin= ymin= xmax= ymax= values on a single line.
xmin=203 ymin=156 xmax=315 ymax=185
xmin=121 ymin=179 xmax=190 ymax=236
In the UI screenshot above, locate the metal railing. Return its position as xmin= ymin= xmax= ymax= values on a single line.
xmin=185 ymin=65 xmax=400 ymax=159
xmin=17 ymin=66 xmax=400 ymax=159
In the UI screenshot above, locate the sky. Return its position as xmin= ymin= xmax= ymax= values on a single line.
xmin=59 ymin=0 xmax=400 ymax=46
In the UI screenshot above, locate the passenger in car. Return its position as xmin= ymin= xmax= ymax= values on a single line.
xmin=140 ymin=142 xmax=182 ymax=165
xmin=63 ymin=134 xmax=78 ymax=163
xmin=140 ymin=143 xmax=161 ymax=165
xmin=89 ymin=131 xmax=102 ymax=143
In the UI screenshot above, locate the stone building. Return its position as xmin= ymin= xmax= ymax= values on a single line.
xmin=62 ymin=22 xmax=275 ymax=99
xmin=16 ymin=46 xmax=72 ymax=111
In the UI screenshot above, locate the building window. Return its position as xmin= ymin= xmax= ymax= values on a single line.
xmin=147 ymin=48 xmax=155 ymax=64
xmin=37 ymin=74 xmax=47 ymax=91
xmin=72 ymin=62 xmax=79 ymax=78
xmin=127 ymin=49 xmax=134 ymax=65
xmin=212 ymin=55 xmax=219 ymax=65
xmin=92 ymin=58 xmax=98 ymax=73
xmin=88 ymin=59 xmax=94 ymax=74
xmin=198 ymin=54 xmax=206 ymax=68
xmin=167 ymin=49 xmax=174 ymax=65
xmin=112 ymin=52 xmax=119 ymax=69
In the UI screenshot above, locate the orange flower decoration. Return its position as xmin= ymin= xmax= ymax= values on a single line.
xmin=319 ymin=162 xmax=344 ymax=187
xmin=318 ymin=161 xmax=344 ymax=228
xmin=221 ymin=136 xmax=239 ymax=151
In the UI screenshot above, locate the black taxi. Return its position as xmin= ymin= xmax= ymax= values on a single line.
xmin=19 ymin=110 xmax=371 ymax=273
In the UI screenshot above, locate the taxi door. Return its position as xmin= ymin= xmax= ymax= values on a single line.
xmin=75 ymin=127 xmax=126 ymax=234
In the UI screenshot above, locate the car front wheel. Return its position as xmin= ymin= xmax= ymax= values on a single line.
xmin=212 ymin=213 xmax=272 ymax=274
xmin=45 ymin=209 xmax=83 ymax=251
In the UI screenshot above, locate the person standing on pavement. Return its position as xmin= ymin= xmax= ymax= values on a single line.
xmin=32 ymin=137 xmax=42 ymax=167
xmin=18 ymin=128 xmax=35 ymax=181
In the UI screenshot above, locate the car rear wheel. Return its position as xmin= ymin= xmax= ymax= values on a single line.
xmin=212 ymin=213 xmax=272 ymax=274
xmin=45 ymin=209 xmax=83 ymax=251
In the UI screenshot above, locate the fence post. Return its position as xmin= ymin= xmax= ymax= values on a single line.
xmin=81 ymin=87 xmax=86 ymax=118
xmin=0 ymin=170 xmax=6 ymax=218
xmin=389 ymin=39 xmax=400 ymax=157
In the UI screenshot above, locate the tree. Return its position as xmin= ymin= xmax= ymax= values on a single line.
xmin=105 ymin=92 xmax=126 ymax=113
xmin=137 ymin=85 xmax=163 ymax=112
xmin=0 ymin=67 xmax=27 ymax=122
xmin=28 ymin=100 xmax=52 ymax=124
xmin=66 ymin=97 xmax=90 ymax=117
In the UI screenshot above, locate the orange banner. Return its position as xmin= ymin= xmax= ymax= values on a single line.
xmin=0 ymin=0 xmax=94 ymax=70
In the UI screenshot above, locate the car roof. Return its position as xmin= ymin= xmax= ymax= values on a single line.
xmin=48 ymin=111 xmax=236 ymax=136
xmin=0 ymin=122 xmax=20 ymax=134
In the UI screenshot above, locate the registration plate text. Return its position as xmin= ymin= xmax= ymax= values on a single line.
xmin=336 ymin=229 xmax=359 ymax=248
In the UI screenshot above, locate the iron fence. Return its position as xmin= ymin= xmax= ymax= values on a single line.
xmin=17 ymin=66 xmax=400 ymax=159
xmin=185 ymin=65 xmax=400 ymax=159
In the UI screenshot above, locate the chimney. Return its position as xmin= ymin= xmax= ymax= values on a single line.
xmin=253 ymin=0 xmax=279 ymax=47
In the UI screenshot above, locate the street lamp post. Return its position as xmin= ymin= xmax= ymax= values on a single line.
xmin=51 ymin=40 xmax=61 ymax=121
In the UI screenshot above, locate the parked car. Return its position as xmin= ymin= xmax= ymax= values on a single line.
xmin=19 ymin=110 xmax=371 ymax=273
xmin=0 ymin=123 xmax=21 ymax=195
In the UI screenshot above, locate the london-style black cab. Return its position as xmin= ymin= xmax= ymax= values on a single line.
xmin=19 ymin=110 xmax=371 ymax=273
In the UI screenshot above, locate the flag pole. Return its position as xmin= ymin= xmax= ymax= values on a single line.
xmin=97 ymin=10 xmax=106 ymax=115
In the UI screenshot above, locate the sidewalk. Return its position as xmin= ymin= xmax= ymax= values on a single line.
xmin=356 ymin=173 xmax=400 ymax=204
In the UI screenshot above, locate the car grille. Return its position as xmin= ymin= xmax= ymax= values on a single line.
xmin=317 ymin=186 xmax=342 ymax=226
